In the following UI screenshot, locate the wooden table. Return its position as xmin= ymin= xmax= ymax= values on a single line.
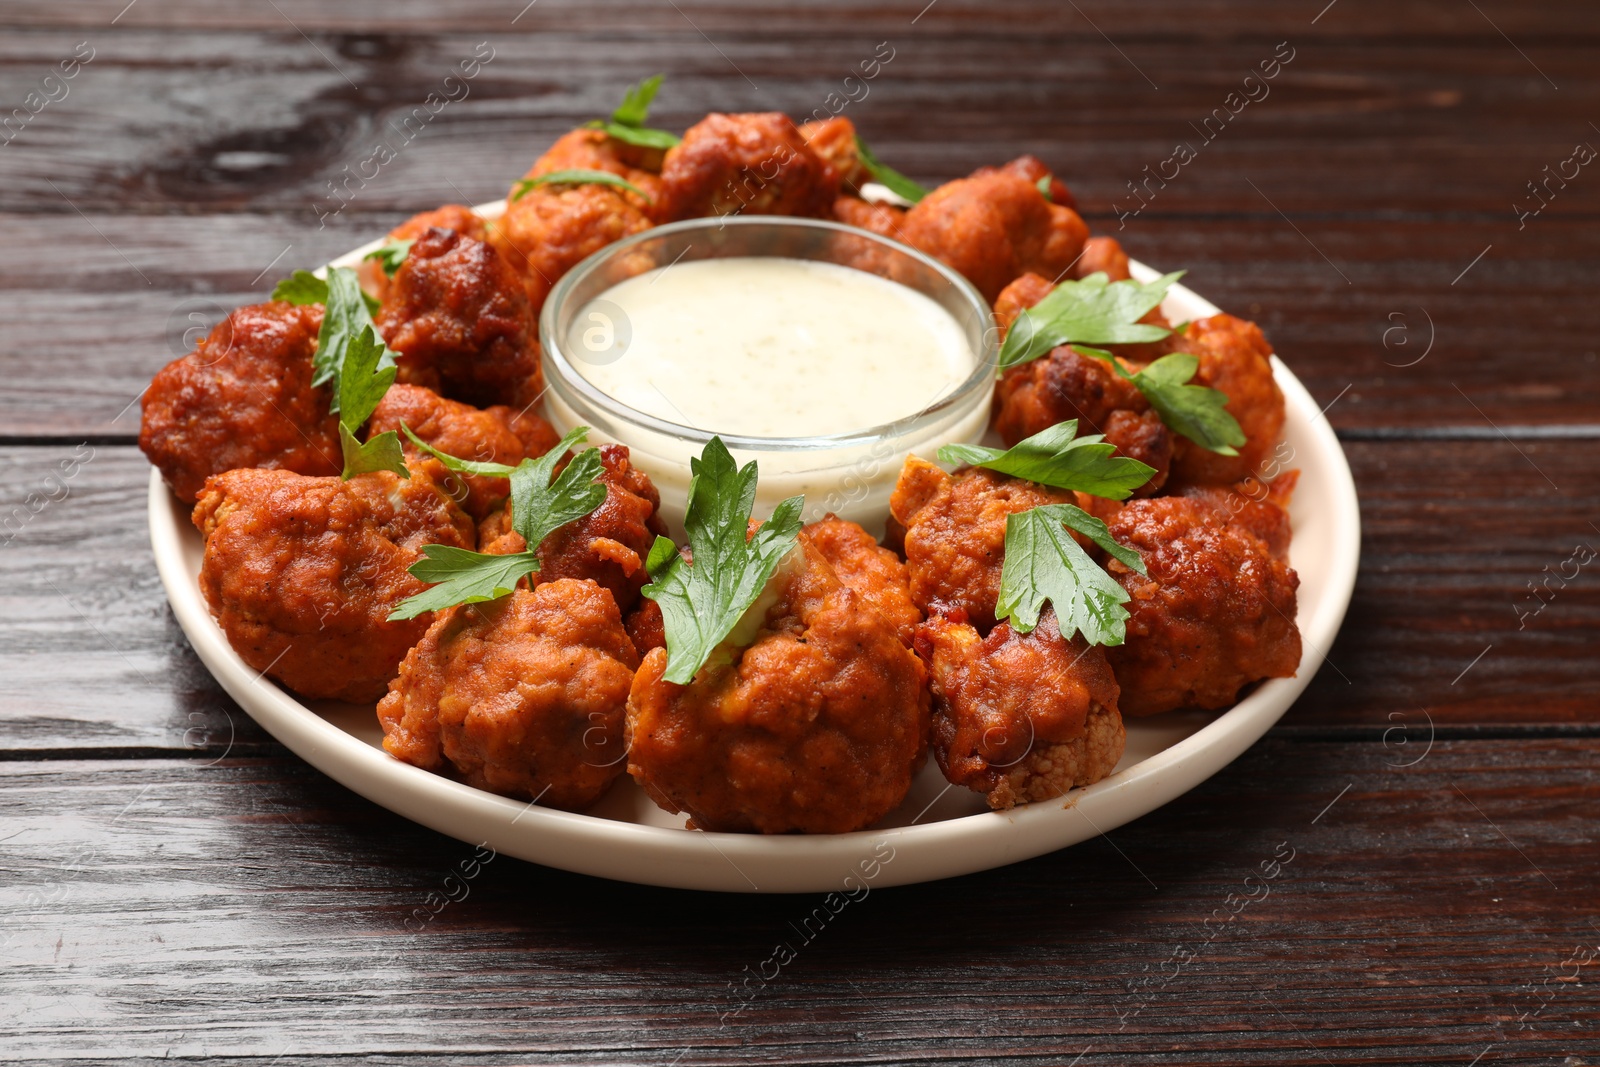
xmin=3 ymin=2 xmax=1596 ymax=1063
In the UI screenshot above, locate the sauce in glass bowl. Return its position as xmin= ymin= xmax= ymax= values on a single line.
xmin=541 ymin=216 xmax=998 ymax=533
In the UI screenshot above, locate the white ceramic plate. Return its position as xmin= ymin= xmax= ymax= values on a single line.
xmin=149 ymin=206 xmax=1360 ymax=892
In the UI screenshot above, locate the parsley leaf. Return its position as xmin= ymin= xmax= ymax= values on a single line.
xmin=1125 ymin=352 xmax=1246 ymax=456
xmin=363 ymin=239 xmax=413 ymax=278
xmin=585 ymin=73 xmax=682 ymax=149
xmin=1036 ymin=175 xmax=1053 ymax=201
xmin=271 ymin=269 xmax=329 ymax=306
xmin=512 ymin=169 xmax=652 ymax=202
xmin=997 ymin=504 xmax=1146 ymax=646
xmin=388 ymin=427 xmax=608 ymax=622
xmin=642 ymin=437 xmax=804 ymax=684
xmin=997 ymin=271 xmax=1182 ymax=371
xmin=505 ymin=427 xmax=609 ymax=552
xmin=854 ymin=134 xmax=928 ymax=203
xmin=388 ymin=545 xmax=543 ymax=621
xmin=335 ymin=323 xmax=407 ymax=480
xmin=272 ymin=267 xmax=380 ymax=316
xmin=611 ymin=73 xmax=663 ymax=127
xmin=937 ymin=420 xmax=1156 ymax=500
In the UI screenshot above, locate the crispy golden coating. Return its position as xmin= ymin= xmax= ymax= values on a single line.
xmin=833 ymin=195 xmax=909 ymax=239
xmin=361 ymin=205 xmax=490 ymax=303
xmin=1074 ymin=235 xmax=1131 ymax=281
xmin=191 ymin=466 xmax=475 ymax=703
xmin=530 ymin=127 xmax=665 ymax=195
xmin=1103 ymin=495 xmax=1301 ymax=717
xmin=625 ymin=541 xmax=930 ymax=833
xmin=656 ymin=112 xmax=839 ymax=222
xmin=916 ymin=609 xmax=1124 ymax=809
xmin=799 ymin=116 xmax=868 ymax=189
xmin=971 ymin=155 xmax=1077 ymax=213
xmin=800 ymin=516 xmax=922 ymax=643
xmin=1176 ymin=471 xmax=1297 ymax=561
xmin=141 ymin=301 xmax=340 ymax=504
xmin=993 ymin=344 xmax=1173 ymax=495
xmin=889 ymin=457 xmax=1075 ymax=634
xmin=1168 ymin=314 xmax=1286 ymax=487
xmin=377 ymin=580 xmax=640 ymax=809
xmin=366 ymin=384 xmax=558 ymax=520
xmin=490 ymin=184 xmax=653 ymax=315
xmin=375 ymin=224 xmax=544 ymax=409
xmin=479 ymin=444 xmax=665 ymax=615
xmin=901 ymin=169 xmax=1089 ymax=302
xmin=991 ymin=272 xmax=1174 ymax=494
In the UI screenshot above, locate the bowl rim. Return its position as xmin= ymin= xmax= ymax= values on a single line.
xmin=537 ymin=214 xmax=1000 ymax=453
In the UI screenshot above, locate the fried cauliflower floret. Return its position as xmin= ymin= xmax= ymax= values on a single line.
xmin=377 ymin=580 xmax=640 ymax=809
xmin=1073 ymin=235 xmax=1131 ymax=281
xmin=901 ymin=168 xmax=1089 ymax=301
xmin=971 ymin=155 xmax=1077 ymax=212
xmin=140 ymin=301 xmax=339 ymax=503
xmin=530 ymin=127 xmax=666 ymax=194
xmin=374 ymin=224 xmax=544 ymax=409
xmin=1168 ymin=314 xmax=1286 ymax=488
xmin=490 ymin=184 xmax=653 ymax=316
xmin=1102 ymin=495 xmax=1301 ymax=717
xmin=889 ymin=458 xmax=1076 ymax=634
xmin=361 ymin=205 xmax=489 ymax=303
xmin=993 ymin=344 xmax=1173 ymax=495
xmin=799 ymin=116 xmax=868 ymax=189
xmin=478 ymin=444 xmax=665 ymax=614
xmin=191 ymin=466 xmax=475 ymax=703
xmin=625 ymin=541 xmax=930 ymax=833
xmin=800 ymin=516 xmax=921 ymax=643
xmin=656 ymin=112 xmax=840 ymax=222
xmin=366 ymin=384 xmax=559 ymax=520
xmin=833 ymin=195 xmax=908 ymax=239
xmin=991 ymin=273 xmax=1174 ymax=493
xmin=916 ymin=609 xmax=1124 ymax=810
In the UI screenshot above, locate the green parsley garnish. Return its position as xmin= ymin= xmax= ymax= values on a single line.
xmin=999 ymin=271 xmax=1247 ymax=455
xmin=997 ymin=504 xmax=1147 ymax=646
xmin=271 ymin=268 xmax=380 ymax=316
xmin=642 ymin=437 xmax=804 ymax=684
xmin=937 ymin=420 xmax=1156 ymax=500
xmin=389 ymin=426 xmax=608 ymax=621
xmin=997 ymin=271 xmax=1181 ymax=371
xmin=585 ymin=74 xmax=681 ymax=150
xmin=1036 ymin=175 xmax=1053 ymax=201
xmin=273 ymin=265 xmax=408 ymax=479
xmin=334 ymin=320 xmax=407 ymax=480
xmin=363 ymin=239 xmax=413 ymax=278
xmin=854 ymin=134 xmax=928 ymax=203
xmin=512 ymin=169 xmax=652 ymax=202
xmin=1116 ymin=352 xmax=1245 ymax=456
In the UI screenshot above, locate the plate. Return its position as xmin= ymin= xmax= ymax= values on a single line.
xmin=149 ymin=203 xmax=1360 ymax=892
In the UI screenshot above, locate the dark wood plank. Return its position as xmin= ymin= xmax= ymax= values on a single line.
xmin=0 ymin=26 xmax=1596 ymax=222
xmin=1 ymin=213 xmax=1594 ymax=437
xmin=5 ymin=0 xmax=1597 ymax=38
xmin=1 ymin=440 xmax=1593 ymax=755
xmin=2 ymin=738 xmax=1595 ymax=1063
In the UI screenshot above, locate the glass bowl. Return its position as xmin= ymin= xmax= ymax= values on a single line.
xmin=539 ymin=215 xmax=998 ymax=533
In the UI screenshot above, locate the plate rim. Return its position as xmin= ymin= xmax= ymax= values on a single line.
xmin=148 ymin=228 xmax=1361 ymax=893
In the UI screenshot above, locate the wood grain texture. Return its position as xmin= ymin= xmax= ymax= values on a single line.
xmin=2 ymin=2 xmax=1596 ymax=1062
xmin=0 ymin=214 xmax=1595 ymax=436
xmin=2 ymin=739 xmax=1596 ymax=1064
xmin=1 ymin=441 xmax=1593 ymax=755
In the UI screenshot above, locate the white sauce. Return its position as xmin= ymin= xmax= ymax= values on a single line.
xmin=567 ymin=257 xmax=972 ymax=439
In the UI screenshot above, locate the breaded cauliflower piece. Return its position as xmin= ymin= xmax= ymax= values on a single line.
xmin=191 ymin=466 xmax=475 ymax=703
xmin=378 ymin=580 xmax=640 ymax=809
xmin=916 ymin=608 xmax=1124 ymax=809
xmin=141 ymin=301 xmax=339 ymax=503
